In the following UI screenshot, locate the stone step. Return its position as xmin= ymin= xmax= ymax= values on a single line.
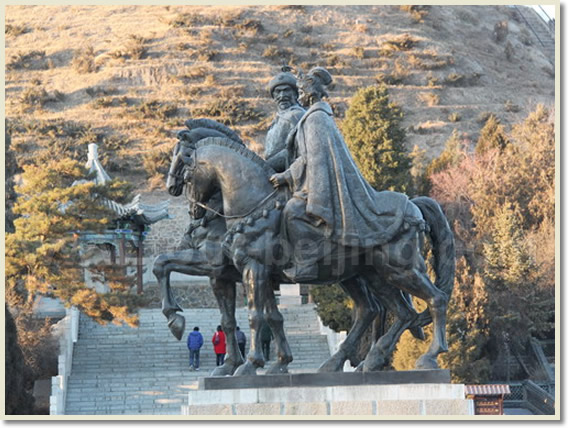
xmin=65 ymin=306 xmax=331 ymax=415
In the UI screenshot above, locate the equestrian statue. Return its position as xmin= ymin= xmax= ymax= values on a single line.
xmin=154 ymin=66 xmax=454 ymax=375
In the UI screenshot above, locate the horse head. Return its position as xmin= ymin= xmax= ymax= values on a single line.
xmin=180 ymin=143 xmax=221 ymax=220
xmin=166 ymin=140 xmax=187 ymax=197
xmin=167 ymin=127 xmax=230 ymax=196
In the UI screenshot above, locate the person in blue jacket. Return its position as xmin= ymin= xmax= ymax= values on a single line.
xmin=187 ymin=326 xmax=204 ymax=371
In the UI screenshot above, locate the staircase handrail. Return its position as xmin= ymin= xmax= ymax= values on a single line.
xmin=524 ymin=380 xmax=555 ymax=415
xmin=536 ymin=5 xmax=555 ymax=34
xmin=49 ymin=307 xmax=79 ymax=415
xmin=528 ymin=337 xmax=555 ymax=382
xmin=513 ymin=5 xmax=547 ymax=50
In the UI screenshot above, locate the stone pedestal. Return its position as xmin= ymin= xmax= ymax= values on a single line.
xmin=279 ymin=283 xmax=302 ymax=305
xmin=181 ymin=371 xmax=474 ymax=416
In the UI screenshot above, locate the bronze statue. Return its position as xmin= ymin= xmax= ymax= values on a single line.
xmin=166 ymin=136 xmax=434 ymax=374
xmin=154 ymin=73 xmax=413 ymax=375
xmin=157 ymin=120 xmax=425 ymax=374
xmin=158 ymin=67 xmax=454 ymax=375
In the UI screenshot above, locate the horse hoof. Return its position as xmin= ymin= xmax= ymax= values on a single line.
xmin=415 ymin=354 xmax=439 ymax=370
xmin=361 ymin=355 xmax=388 ymax=372
xmin=234 ymin=362 xmax=258 ymax=376
xmin=317 ymin=355 xmax=345 ymax=373
xmin=167 ymin=314 xmax=186 ymax=341
xmin=211 ymin=364 xmax=237 ymax=377
xmin=355 ymin=362 xmax=364 ymax=372
xmin=266 ymin=363 xmax=289 ymax=375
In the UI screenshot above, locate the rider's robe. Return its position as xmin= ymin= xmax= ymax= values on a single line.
xmin=284 ymin=101 xmax=408 ymax=248
xmin=264 ymin=105 xmax=305 ymax=172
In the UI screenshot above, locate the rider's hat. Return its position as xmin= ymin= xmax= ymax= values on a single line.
xmin=268 ymin=67 xmax=298 ymax=98
xmin=307 ymin=66 xmax=332 ymax=86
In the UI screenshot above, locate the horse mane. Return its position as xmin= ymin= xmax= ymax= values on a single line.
xmin=185 ymin=118 xmax=244 ymax=145
xmin=196 ymin=137 xmax=275 ymax=176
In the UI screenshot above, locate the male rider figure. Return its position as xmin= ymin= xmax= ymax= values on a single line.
xmin=264 ymin=67 xmax=306 ymax=172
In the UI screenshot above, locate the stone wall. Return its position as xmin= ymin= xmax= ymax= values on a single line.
xmin=140 ymin=191 xmax=189 ymax=256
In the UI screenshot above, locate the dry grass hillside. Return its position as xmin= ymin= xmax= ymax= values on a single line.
xmin=5 ymin=5 xmax=555 ymax=254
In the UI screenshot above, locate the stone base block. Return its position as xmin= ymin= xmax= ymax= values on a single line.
xmin=199 ymin=369 xmax=450 ymax=390
xmin=182 ymin=383 xmax=474 ymax=416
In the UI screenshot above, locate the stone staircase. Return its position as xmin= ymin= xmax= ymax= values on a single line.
xmin=517 ymin=6 xmax=555 ymax=65
xmin=64 ymin=304 xmax=330 ymax=415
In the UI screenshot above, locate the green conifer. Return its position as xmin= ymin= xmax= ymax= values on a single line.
xmin=310 ymin=284 xmax=353 ymax=332
xmin=475 ymin=114 xmax=509 ymax=155
xmin=439 ymin=258 xmax=492 ymax=383
xmin=6 ymin=157 xmax=139 ymax=326
xmin=340 ymin=84 xmax=411 ymax=193
xmin=426 ymin=129 xmax=465 ymax=178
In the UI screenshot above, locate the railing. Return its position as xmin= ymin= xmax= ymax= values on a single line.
xmin=49 ymin=307 xmax=79 ymax=415
xmin=538 ymin=339 xmax=555 ymax=362
xmin=499 ymin=381 xmax=555 ymax=413
xmin=525 ymin=380 xmax=555 ymax=415
xmin=513 ymin=6 xmax=548 ymax=50
xmin=536 ymin=5 xmax=555 ymax=34
xmin=528 ymin=338 xmax=555 ymax=382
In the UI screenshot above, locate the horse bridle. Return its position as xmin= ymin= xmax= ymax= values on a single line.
xmin=168 ymin=142 xmax=188 ymax=181
xmin=180 ymin=146 xmax=280 ymax=220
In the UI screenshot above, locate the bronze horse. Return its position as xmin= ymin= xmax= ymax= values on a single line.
xmin=167 ymin=135 xmax=455 ymax=374
xmin=156 ymin=121 xmax=425 ymax=375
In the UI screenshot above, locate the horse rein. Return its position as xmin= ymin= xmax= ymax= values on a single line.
xmin=185 ymin=187 xmax=279 ymax=220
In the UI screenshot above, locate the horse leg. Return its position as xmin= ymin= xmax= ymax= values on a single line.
xmin=234 ymin=260 xmax=268 ymax=376
xmin=388 ymin=269 xmax=448 ymax=370
xmin=153 ymin=253 xmax=186 ymax=340
xmin=362 ymin=316 xmax=413 ymax=372
xmin=359 ymin=285 xmax=419 ymax=372
xmin=153 ymin=249 xmax=216 ymax=340
xmin=318 ymin=276 xmax=379 ymax=372
xmin=378 ymin=231 xmax=449 ymax=370
xmin=210 ymin=278 xmax=245 ymax=376
xmin=264 ymin=280 xmax=293 ymax=374
xmin=411 ymin=269 xmax=448 ymax=370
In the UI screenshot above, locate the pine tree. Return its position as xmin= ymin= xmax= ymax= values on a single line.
xmin=481 ymin=203 xmax=546 ymax=354
xmin=426 ymin=129 xmax=465 ymax=178
xmin=475 ymin=114 xmax=509 ymax=155
xmin=439 ymin=258 xmax=492 ymax=383
xmin=310 ymin=284 xmax=353 ymax=332
xmin=340 ymin=84 xmax=411 ymax=193
xmin=511 ymin=105 xmax=555 ymax=227
xmin=6 ymin=157 xmax=139 ymax=326
xmin=408 ymin=144 xmax=430 ymax=196
xmin=483 ymin=203 xmax=532 ymax=286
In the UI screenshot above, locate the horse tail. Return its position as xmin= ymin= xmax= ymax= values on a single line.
xmin=411 ymin=196 xmax=455 ymax=326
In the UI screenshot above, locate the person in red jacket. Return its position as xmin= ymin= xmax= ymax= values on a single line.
xmin=212 ymin=325 xmax=226 ymax=366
